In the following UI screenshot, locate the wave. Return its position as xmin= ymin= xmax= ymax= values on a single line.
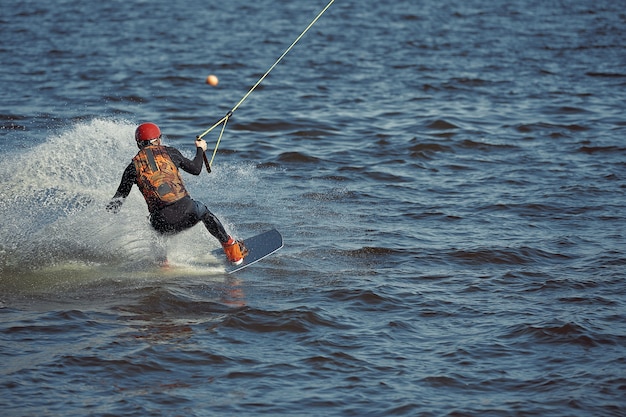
xmin=458 ymin=139 xmax=518 ymax=151
xmin=117 ymin=285 xmax=241 ymax=318
xmin=233 ymin=118 xmax=336 ymax=137
xmin=275 ymin=151 xmax=321 ymax=163
xmin=302 ymin=188 xmax=357 ymax=202
xmin=409 ymin=141 xmax=454 ymax=159
xmin=513 ymin=121 xmax=589 ymax=133
xmin=502 ymin=321 xmax=623 ymax=348
xmin=323 ymin=288 xmax=405 ymax=313
xmin=0 ymin=114 xmax=27 ymax=131
xmin=221 ymin=307 xmax=340 ymax=333
xmin=585 ymin=71 xmax=626 ymax=78
xmin=425 ymin=119 xmax=459 ymax=130
xmin=340 ymin=246 xmax=402 ymax=257
xmin=448 ymin=246 xmax=571 ymax=265
xmin=578 ymin=145 xmax=626 ymax=154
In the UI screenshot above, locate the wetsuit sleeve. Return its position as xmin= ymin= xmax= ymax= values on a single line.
xmin=168 ymin=146 xmax=204 ymax=176
xmin=106 ymin=163 xmax=136 ymax=213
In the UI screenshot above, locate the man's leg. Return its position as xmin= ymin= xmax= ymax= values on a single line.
xmin=193 ymin=200 xmax=230 ymax=243
xmin=193 ymin=200 xmax=246 ymax=265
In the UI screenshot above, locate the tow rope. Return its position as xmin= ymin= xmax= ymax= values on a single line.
xmin=197 ymin=0 xmax=335 ymax=172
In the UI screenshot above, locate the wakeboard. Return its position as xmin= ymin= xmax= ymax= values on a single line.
xmin=212 ymin=229 xmax=283 ymax=274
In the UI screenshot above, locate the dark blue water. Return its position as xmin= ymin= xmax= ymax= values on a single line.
xmin=1 ymin=0 xmax=625 ymax=416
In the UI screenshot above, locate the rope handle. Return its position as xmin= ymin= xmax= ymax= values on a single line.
xmin=197 ymin=110 xmax=232 ymax=173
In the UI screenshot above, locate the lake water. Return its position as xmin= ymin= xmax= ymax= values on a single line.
xmin=1 ymin=0 xmax=625 ymax=416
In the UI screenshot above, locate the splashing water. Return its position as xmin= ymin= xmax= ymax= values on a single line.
xmin=0 ymin=119 xmax=230 ymax=288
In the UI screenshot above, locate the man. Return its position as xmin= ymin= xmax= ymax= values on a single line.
xmin=106 ymin=122 xmax=247 ymax=265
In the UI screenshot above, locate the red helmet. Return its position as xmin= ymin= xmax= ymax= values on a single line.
xmin=135 ymin=122 xmax=161 ymax=142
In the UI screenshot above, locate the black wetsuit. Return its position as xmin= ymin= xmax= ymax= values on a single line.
xmin=108 ymin=146 xmax=229 ymax=243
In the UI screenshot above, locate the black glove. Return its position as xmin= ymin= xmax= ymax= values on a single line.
xmin=106 ymin=199 xmax=123 ymax=214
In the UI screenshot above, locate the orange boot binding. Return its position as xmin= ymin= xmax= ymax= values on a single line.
xmin=222 ymin=237 xmax=248 ymax=265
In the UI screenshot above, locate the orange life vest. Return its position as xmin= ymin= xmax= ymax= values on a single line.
xmin=133 ymin=145 xmax=189 ymax=212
